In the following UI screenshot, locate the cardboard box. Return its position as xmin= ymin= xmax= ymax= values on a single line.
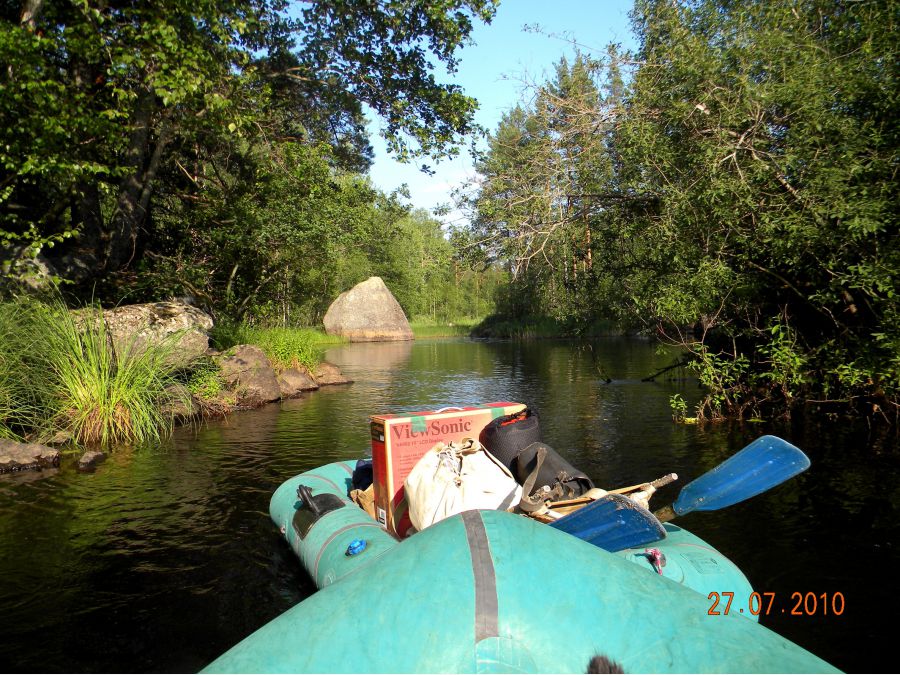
xmin=371 ymin=402 xmax=526 ymax=537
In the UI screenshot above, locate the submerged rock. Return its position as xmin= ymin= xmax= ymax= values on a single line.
xmin=216 ymin=345 xmax=281 ymax=407
xmin=323 ymin=277 xmax=413 ymax=342
xmin=45 ymin=429 xmax=74 ymax=446
xmin=313 ymin=361 xmax=353 ymax=386
xmin=77 ymin=450 xmax=107 ymax=471
xmin=0 ymin=440 xmax=60 ymax=474
xmin=278 ymin=368 xmax=319 ymax=398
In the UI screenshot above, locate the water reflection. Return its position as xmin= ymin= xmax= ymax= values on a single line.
xmin=331 ymin=340 xmax=413 ymax=372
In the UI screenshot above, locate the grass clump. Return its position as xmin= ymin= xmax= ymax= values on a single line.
xmin=211 ymin=322 xmax=343 ymax=371
xmin=0 ymin=297 xmax=186 ymax=446
xmin=185 ymin=356 xmax=225 ymax=400
xmin=0 ymin=304 xmax=31 ymax=440
xmin=183 ymin=355 xmax=234 ymax=415
xmin=245 ymin=327 xmax=319 ymax=371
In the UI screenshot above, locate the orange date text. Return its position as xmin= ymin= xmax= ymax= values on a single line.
xmin=707 ymin=591 xmax=845 ymax=617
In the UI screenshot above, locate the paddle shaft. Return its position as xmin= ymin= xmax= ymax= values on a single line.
xmin=654 ymin=505 xmax=677 ymax=523
xmin=610 ymin=473 xmax=678 ymax=495
xmin=552 ymin=435 xmax=809 ymax=553
xmin=548 ymin=473 xmax=678 ymax=509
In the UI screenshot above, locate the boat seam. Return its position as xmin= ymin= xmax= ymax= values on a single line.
xmin=302 ymin=473 xmax=342 ymax=492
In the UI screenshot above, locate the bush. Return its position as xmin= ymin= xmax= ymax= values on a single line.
xmin=185 ymin=356 xmax=226 ymax=401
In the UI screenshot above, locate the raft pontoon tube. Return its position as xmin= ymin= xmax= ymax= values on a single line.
xmin=202 ymin=461 xmax=840 ymax=674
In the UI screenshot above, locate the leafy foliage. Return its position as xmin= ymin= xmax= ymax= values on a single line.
xmin=619 ymin=0 xmax=898 ymax=417
xmin=1 ymin=0 xmax=498 ymax=292
xmin=467 ymin=1 xmax=898 ymax=419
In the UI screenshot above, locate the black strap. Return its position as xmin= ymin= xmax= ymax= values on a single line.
xmin=518 ymin=444 xmax=547 ymax=513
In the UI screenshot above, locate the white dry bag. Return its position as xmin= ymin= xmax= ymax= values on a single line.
xmin=404 ymin=438 xmax=523 ymax=532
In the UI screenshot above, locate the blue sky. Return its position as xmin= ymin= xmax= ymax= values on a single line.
xmin=366 ymin=0 xmax=638 ymax=225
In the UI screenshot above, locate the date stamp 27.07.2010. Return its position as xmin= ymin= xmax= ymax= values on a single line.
xmin=708 ymin=591 xmax=845 ymax=617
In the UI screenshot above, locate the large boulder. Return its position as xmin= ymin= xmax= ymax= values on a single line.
xmin=215 ymin=345 xmax=281 ymax=407
xmin=323 ymin=277 xmax=413 ymax=342
xmin=100 ymin=301 xmax=214 ymax=370
xmin=0 ymin=440 xmax=61 ymax=474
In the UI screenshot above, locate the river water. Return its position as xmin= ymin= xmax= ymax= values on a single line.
xmin=0 ymin=338 xmax=896 ymax=673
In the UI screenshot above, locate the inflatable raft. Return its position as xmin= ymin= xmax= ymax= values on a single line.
xmin=203 ymin=460 xmax=839 ymax=673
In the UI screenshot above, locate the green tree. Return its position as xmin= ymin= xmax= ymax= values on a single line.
xmin=619 ymin=0 xmax=898 ymax=416
xmin=467 ymin=1 xmax=897 ymax=418
xmin=467 ymin=52 xmax=626 ymax=324
xmin=0 ymin=0 xmax=498 ymax=292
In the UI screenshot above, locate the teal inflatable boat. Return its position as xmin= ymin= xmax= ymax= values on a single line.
xmin=203 ymin=460 xmax=839 ymax=673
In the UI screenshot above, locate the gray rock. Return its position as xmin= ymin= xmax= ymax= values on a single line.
xmin=160 ymin=383 xmax=199 ymax=419
xmin=0 ymin=439 xmax=61 ymax=473
xmin=323 ymin=277 xmax=414 ymax=342
xmin=77 ymin=450 xmax=107 ymax=471
xmin=0 ymin=244 xmax=59 ymax=290
xmin=45 ymin=429 xmax=75 ymax=446
xmin=215 ymin=345 xmax=281 ymax=407
xmin=99 ymin=301 xmax=214 ymax=370
xmin=313 ymin=361 xmax=353 ymax=386
xmin=278 ymin=367 xmax=319 ymax=398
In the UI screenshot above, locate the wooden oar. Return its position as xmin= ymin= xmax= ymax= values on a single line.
xmin=546 ymin=488 xmax=608 ymax=509
xmin=610 ymin=473 xmax=678 ymax=495
xmin=528 ymin=508 xmax=567 ymax=524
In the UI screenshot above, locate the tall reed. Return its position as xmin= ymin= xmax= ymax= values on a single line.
xmin=0 ymin=311 xmax=16 ymax=439
xmin=0 ymin=301 xmax=42 ymax=439
xmin=1 ymin=298 xmax=185 ymax=446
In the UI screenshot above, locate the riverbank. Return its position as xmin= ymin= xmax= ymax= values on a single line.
xmin=409 ymin=320 xmax=480 ymax=338
xmin=471 ymin=315 xmax=629 ymax=339
xmin=0 ymin=297 xmax=352 ymax=466
xmin=408 ymin=316 xmax=632 ymax=339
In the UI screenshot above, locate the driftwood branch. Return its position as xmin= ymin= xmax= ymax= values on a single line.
xmin=642 ymin=359 xmax=691 ymax=382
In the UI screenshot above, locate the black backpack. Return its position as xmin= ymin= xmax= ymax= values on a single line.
xmin=513 ymin=442 xmax=594 ymax=502
xmin=480 ymin=408 xmax=594 ymax=508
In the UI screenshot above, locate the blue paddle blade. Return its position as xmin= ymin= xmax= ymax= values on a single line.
xmin=673 ymin=435 xmax=810 ymax=516
xmin=551 ymin=493 xmax=666 ymax=552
